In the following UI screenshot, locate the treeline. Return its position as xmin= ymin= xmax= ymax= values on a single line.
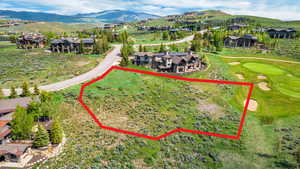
xmin=191 ymin=31 xmax=224 ymax=53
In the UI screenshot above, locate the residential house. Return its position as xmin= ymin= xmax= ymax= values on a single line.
xmin=50 ymin=38 xmax=94 ymax=54
xmin=266 ymin=28 xmax=297 ymax=39
xmin=133 ymin=52 xmax=205 ymax=74
xmin=16 ymin=33 xmax=46 ymax=49
xmin=0 ymin=97 xmax=33 ymax=163
xmin=224 ymin=34 xmax=258 ymax=48
xmin=227 ymin=24 xmax=247 ymax=31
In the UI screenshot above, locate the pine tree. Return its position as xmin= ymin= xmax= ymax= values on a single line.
xmin=50 ymin=120 xmax=63 ymax=144
xmin=21 ymin=82 xmax=30 ymax=97
xmin=34 ymin=84 xmax=40 ymax=95
xmin=11 ymin=106 xmax=34 ymax=140
xmin=33 ymin=125 xmax=50 ymax=148
xmin=9 ymin=86 xmax=17 ymax=98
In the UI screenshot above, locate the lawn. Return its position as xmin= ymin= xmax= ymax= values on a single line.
xmin=0 ymin=42 xmax=101 ymax=88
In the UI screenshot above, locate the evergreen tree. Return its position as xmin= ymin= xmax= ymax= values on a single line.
xmin=11 ymin=106 xmax=34 ymax=140
xmin=21 ymin=82 xmax=30 ymax=97
xmin=159 ymin=43 xmax=166 ymax=53
xmin=33 ymin=125 xmax=50 ymax=148
xmin=34 ymin=84 xmax=40 ymax=95
xmin=50 ymin=120 xmax=63 ymax=144
xmin=9 ymin=86 xmax=17 ymax=98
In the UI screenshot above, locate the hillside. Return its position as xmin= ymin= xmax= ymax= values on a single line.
xmin=0 ymin=22 xmax=100 ymax=33
xmin=0 ymin=10 xmax=160 ymax=23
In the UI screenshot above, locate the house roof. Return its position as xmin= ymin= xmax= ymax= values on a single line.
xmin=0 ymin=97 xmax=33 ymax=114
xmin=0 ymin=125 xmax=11 ymax=140
xmin=0 ymin=143 xmax=31 ymax=157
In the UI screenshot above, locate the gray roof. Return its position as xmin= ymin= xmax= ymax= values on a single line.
xmin=0 ymin=97 xmax=33 ymax=114
xmin=0 ymin=143 xmax=31 ymax=157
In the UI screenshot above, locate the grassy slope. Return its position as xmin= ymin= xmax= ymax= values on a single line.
xmin=0 ymin=41 xmax=101 ymax=88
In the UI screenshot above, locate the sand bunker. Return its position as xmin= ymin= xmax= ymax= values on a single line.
xmin=229 ymin=62 xmax=240 ymax=65
xmin=236 ymin=74 xmax=245 ymax=80
xmin=244 ymin=99 xmax=258 ymax=111
xmin=257 ymin=75 xmax=267 ymax=80
xmin=258 ymin=82 xmax=271 ymax=91
xmin=287 ymin=74 xmax=293 ymax=77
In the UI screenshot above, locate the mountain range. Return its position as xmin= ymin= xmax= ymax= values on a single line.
xmin=0 ymin=10 xmax=160 ymax=23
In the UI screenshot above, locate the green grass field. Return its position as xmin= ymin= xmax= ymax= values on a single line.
xmin=0 ymin=41 xmax=101 ymax=88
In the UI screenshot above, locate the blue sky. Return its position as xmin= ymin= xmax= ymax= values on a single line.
xmin=0 ymin=0 xmax=299 ymax=20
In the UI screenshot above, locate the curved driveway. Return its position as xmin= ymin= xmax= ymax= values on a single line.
xmin=2 ymin=33 xmax=199 ymax=96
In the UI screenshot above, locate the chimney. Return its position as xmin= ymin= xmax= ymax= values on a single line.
xmin=165 ymin=51 xmax=169 ymax=55
xmin=188 ymin=51 xmax=193 ymax=55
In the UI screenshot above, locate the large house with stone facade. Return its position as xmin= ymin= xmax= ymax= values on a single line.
xmin=132 ymin=52 xmax=205 ymax=74
xmin=224 ymin=34 xmax=258 ymax=48
xmin=50 ymin=38 xmax=94 ymax=54
xmin=16 ymin=34 xmax=46 ymax=49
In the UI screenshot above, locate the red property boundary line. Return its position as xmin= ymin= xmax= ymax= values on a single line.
xmin=78 ymin=66 xmax=254 ymax=140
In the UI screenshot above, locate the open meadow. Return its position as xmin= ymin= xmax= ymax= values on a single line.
xmin=0 ymin=41 xmax=101 ymax=88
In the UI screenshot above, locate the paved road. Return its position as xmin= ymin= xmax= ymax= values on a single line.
xmin=2 ymin=45 xmax=122 ymax=96
xmin=2 ymin=33 xmax=200 ymax=96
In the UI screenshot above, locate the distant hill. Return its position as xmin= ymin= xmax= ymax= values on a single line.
xmin=0 ymin=10 xmax=161 ymax=23
xmin=75 ymin=10 xmax=160 ymax=23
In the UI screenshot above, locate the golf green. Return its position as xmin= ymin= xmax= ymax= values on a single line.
xmin=243 ymin=63 xmax=286 ymax=75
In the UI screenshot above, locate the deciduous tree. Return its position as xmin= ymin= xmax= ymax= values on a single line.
xmin=11 ymin=106 xmax=34 ymax=140
xmin=21 ymin=82 xmax=30 ymax=97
